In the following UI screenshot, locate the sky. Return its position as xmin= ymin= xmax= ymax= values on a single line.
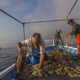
xmin=0 ymin=0 xmax=79 ymax=48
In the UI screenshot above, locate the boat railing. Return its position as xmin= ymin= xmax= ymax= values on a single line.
xmin=0 ymin=63 xmax=15 ymax=79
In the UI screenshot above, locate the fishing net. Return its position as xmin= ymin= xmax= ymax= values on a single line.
xmin=16 ymin=50 xmax=80 ymax=80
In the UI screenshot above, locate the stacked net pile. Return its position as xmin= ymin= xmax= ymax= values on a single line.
xmin=16 ymin=50 xmax=80 ymax=80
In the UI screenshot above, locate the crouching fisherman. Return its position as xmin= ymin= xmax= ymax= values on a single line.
xmin=16 ymin=33 xmax=45 ymax=75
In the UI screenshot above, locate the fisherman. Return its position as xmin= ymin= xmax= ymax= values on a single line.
xmin=67 ymin=19 xmax=80 ymax=58
xmin=16 ymin=33 xmax=45 ymax=69
xmin=54 ymin=29 xmax=64 ymax=46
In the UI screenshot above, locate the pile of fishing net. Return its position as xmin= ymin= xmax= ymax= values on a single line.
xmin=16 ymin=64 xmax=33 ymax=80
xmin=32 ymin=50 xmax=80 ymax=78
xmin=16 ymin=50 xmax=80 ymax=80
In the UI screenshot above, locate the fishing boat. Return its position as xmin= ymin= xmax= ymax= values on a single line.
xmin=0 ymin=0 xmax=80 ymax=79
xmin=0 ymin=45 xmax=78 ymax=80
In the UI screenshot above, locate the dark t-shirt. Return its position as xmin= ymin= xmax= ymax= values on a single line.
xmin=70 ymin=24 xmax=80 ymax=36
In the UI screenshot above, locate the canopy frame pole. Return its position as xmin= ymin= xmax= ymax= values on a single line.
xmin=22 ymin=23 xmax=26 ymax=40
xmin=66 ymin=0 xmax=78 ymax=19
xmin=0 ymin=9 xmax=23 ymax=24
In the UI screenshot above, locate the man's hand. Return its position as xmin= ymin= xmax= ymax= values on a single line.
xmin=18 ymin=48 xmax=24 ymax=54
xmin=39 ymin=53 xmax=44 ymax=69
xmin=16 ymin=42 xmax=24 ymax=54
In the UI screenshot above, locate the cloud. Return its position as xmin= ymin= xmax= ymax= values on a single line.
xmin=0 ymin=0 xmax=10 ymax=8
xmin=12 ymin=3 xmax=26 ymax=13
xmin=25 ymin=20 xmax=70 ymax=40
xmin=23 ymin=0 xmax=76 ymax=21
xmin=23 ymin=0 xmax=55 ymax=21
xmin=23 ymin=0 xmax=75 ymax=40
xmin=69 ymin=0 xmax=80 ymax=18
xmin=54 ymin=0 xmax=76 ymax=19
xmin=6 ymin=0 xmax=38 ymax=21
xmin=0 ymin=0 xmax=79 ymax=48
xmin=0 ymin=13 xmax=23 ymax=48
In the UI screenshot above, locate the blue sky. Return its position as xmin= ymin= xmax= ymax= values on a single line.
xmin=0 ymin=0 xmax=79 ymax=48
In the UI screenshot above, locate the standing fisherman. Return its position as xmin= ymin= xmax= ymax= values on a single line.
xmin=67 ymin=19 xmax=80 ymax=58
xmin=16 ymin=33 xmax=45 ymax=75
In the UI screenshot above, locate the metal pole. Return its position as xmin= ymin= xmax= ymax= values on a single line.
xmin=0 ymin=9 xmax=23 ymax=24
xmin=66 ymin=0 xmax=78 ymax=19
xmin=23 ymin=17 xmax=80 ymax=24
xmin=23 ymin=23 xmax=26 ymax=40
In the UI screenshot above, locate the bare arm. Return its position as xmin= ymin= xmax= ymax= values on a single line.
xmin=16 ymin=59 xmax=21 ymax=74
xmin=16 ymin=42 xmax=24 ymax=54
xmin=15 ymin=56 xmax=22 ymax=74
xmin=39 ymin=53 xmax=44 ymax=68
xmin=16 ymin=38 xmax=30 ymax=53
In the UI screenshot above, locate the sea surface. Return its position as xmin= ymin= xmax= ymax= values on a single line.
xmin=0 ymin=40 xmax=53 ymax=72
xmin=0 ymin=48 xmax=18 ymax=72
